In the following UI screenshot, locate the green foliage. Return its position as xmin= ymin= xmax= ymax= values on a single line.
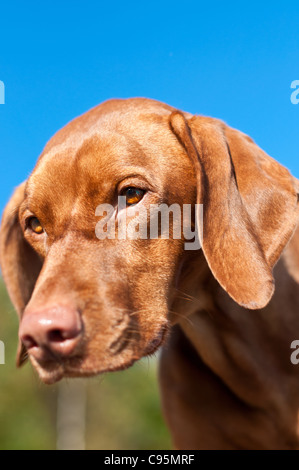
xmin=0 ymin=281 xmax=171 ymax=450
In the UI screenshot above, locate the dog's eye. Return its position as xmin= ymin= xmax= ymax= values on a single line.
xmin=28 ymin=217 xmax=44 ymax=234
xmin=122 ymin=187 xmax=145 ymax=205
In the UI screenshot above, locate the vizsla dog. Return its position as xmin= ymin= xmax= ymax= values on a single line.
xmin=1 ymin=98 xmax=299 ymax=449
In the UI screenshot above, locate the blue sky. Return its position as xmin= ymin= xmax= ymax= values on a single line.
xmin=0 ymin=1 xmax=298 ymax=213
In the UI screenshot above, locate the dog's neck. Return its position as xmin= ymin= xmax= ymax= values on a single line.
xmin=169 ymin=249 xmax=215 ymax=324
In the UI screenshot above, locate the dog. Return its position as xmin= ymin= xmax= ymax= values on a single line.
xmin=1 ymin=98 xmax=299 ymax=449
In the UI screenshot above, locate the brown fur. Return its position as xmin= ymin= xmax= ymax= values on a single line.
xmin=1 ymin=98 xmax=299 ymax=449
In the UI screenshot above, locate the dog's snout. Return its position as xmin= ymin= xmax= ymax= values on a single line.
xmin=19 ymin=305 xmax=83 ymax=360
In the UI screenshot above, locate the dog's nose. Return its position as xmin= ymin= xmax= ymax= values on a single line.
xmin=19 ymin=305 xmax=83 ymax=360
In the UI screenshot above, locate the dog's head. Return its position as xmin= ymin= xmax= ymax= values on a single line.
xmin=1 ymin=98 xmax=298 ymax=384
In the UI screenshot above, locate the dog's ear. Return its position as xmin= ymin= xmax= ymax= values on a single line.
xmin=0 ymin=182 xmax=43 ymax=365
xmin=170 ymin=112 xmax=299 ymax=309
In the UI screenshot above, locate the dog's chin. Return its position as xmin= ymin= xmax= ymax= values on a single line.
xmin=30 ymin=358 xmax=66 ymax=385
xmin=29 ymin=353 xmax=145 ymax=385
xmin=29 ymin=355 xmax=139 ymax=384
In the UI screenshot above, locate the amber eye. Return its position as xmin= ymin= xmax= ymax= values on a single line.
xmin=122 ymin=187 xmax=145 ymax=205
xmin=28 ymin=217 xmax=44 ymax=234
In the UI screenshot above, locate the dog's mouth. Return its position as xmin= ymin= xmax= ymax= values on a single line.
xmin=143 ymin=324 xmax=168 ymax=356
xmin=27 ymin=325 xmax=168 ymax=385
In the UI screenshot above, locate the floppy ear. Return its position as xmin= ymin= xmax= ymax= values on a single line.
xmin=0 ymin=182 xmax=43 ymax=365
xmin=170 ymin=112 xmax=299 ymax=309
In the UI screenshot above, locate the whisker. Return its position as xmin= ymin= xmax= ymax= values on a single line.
xmin=175 ymin=288 xmax=201 ymax=303
xmin=168 ymin=309 xmax=195 ymax=327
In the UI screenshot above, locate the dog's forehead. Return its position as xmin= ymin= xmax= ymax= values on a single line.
xmin=39 ymin=97 xmax=176 ymax=160
xmin=27 ymin=99 xmax=187 ymax=195
xmin=24 ymin=99 xmax=192 ymax=221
